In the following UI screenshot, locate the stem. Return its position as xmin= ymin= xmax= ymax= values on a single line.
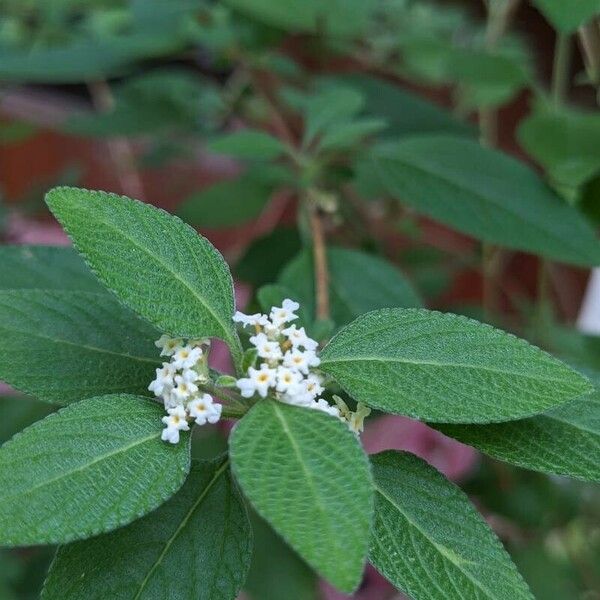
xmin=88 ymin=81 xmax=146 ymax=200
xmin=551 ymin=32 xmax=572 ymax=107
xmin=308 ymin=204 xmax=330 ymax=320
xmin=198 ymin=380 xmax=249 ymax=414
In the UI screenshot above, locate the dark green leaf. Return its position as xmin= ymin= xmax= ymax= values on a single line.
xmin=371 ymin=135 xmax=600 ymax=266
xmin=230 ymin=400 xmax=373 ymax=593
xmin=532 ymin=0 xmax=600 ymax=33
xmin=0 ymin=395 xmax=55 ymax=445
xmin=369 ymin=451 xmax=533 ymax=600
xmin=320 ymin=308 xmax=592 ymax=423
xmin=42 ymin=459 xmax=251 ymax=600
xmin=0 ymin=394 xmax=190 ymax=546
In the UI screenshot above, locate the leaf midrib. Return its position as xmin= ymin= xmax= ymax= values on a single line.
xmin=0 ymin=432 xmax=159 ymax=503
xmin=132 ymin=459 xmax=229 ymax=600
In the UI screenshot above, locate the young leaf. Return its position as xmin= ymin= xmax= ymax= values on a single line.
xmin=532 ymin=0 xmax=600 ymax=33
xmin=42 ymin=458 xmax=251 ymax=600
xmin=45 ymin=187 xmax=241 ymax=361
xmin=369 ymin=451 xmax=533 ymax=600
xmin=320 ymin=308 xmax=592 ymax=423
xmin=229 ymin=400 xmax=374 ymax=593
xmin=208 ymin=130 xmax=286 ymax=160
xmin=0 ymin=290 xmax=159 ymax=405
xmin=279 ymin=247 xmax=422 ymax=328
xmin=0 ymin=394 xmax=190 ymax=546
xmin=437 ymin=392 xmax=600 ymax=482
xmin=0 ymin=246 xmax=102 ymax=292
xmin=370 ymin=136 xmax=600 ymax=266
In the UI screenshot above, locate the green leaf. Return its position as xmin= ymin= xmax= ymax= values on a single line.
xmin=437 ymin=391 xmax=600 ymax=482
xmin=279 ymin=247 xmax=422 ymax=328
xmin=320 ymin=308 xmax=592 ymax=423
xmin=176 ymin=172 xmax=278 ymax=228
xmin=318 ymin=118 xmax=387 ymax=152
xmin=0 ymin=395 xmax=55 ymax=445
xmin=370 ymin=135 xmax=600 ymax=266
xmin=0 ymin=290 xmax=159 ymax=405
xmin=518 ymin=103 xmax=600 ymax=189
xmin=46 ymin=187 xmax=241 ymax=361
xmin=229 ymin=400 xmax=374 ymax=593
xmin=319 ymin=74 xmax=474 ymax=138
xmin=369 ymin=451 xmax=533 ymax=600
xmin=208 ymin=130 xmax=287 ymax=160
xmin=0 ymin=394 xmax=190 ymax=546
xmin=42 ymin=458 xmax=251 ymax=600
xmin=532 ymin=0 xmax=600 ymax=33
xmin=0 ymin=246 xmax=102 ymax=292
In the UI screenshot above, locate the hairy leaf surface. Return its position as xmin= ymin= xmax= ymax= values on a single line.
xmin=320 ymin=309 xmax=592 ymax=423
xmin=0 ymin=395 xmax=190 ymax=546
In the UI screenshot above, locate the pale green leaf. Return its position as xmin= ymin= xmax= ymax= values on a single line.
xmin=0 ymin=246 xmax=102 ymax=292
xmin=0 ymin=394 xmax=190 ymax=546
xmin=42 ymin=458 xmax=251 ymax=600
xmin=46 ymin=187 xmax=241 ymax=361
xmin=532 ymin=0 xmax=600 ymax=33
xmin=208 ymin=130 xmax=286 ymax=160
xmin=229 ymin=400 xmax=374 ymax=593
xmin=320 ymin=308 xmax=592 ymax=423
xmin=318 ymin=118 xmax=387 ymax=152
xmin=279 ymin=247 xmax=422 ymax=328
xmin=437 ymin=392 xmax=600 ymax=482
xmin=0 ymin=290 xmax=159 ymax=405
xmin=369 ymin=451 xmax=533 ymax=600
xmin=370 ymin=135 xmax=600 ymax=266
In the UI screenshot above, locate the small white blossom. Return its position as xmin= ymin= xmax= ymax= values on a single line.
xmin=275 ymin=366 xmax=303 ymax=393
xmin=283 ymin=349 xmax=320 ymax=374
xmin=233 ymin=311 xmax=270 ymax=328
xmin=155 ymin=335 xmax=184 ymax=356
xmin=269 ymin=299 xmax=299 ymax=328
xmin=311 ymin=398 xmax=341 ymax=418
xmin=148 ymin=362 xmax=176 ymax=397
xmin=188 ymin=394 xmax=222 ymax=425
xmin=250 ymin=332 xmax=283 ymax=361
xmin=161 ymin=405 xmax=190 ymax=444
xmin=237 ymin=364 xmax=277 ymax=398
xmin=172 ymin=376 xmax=199 ymax=402
xmin=281 ymin=325 xmax=318 ymax=351
xmin=172 ymin=345 xmax=203 ymax=370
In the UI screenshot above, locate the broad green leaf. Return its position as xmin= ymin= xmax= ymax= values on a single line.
xmin=518 ymin=103 xmax=600 ymax=189
xmin=46 ymin=187 xmax=241 ymax=361
xmin=208 ymin=130 xmax=286 ymax=160
xmin=42 ymin=458 xmax=251 ymax=600
xmin=244 ymin=511 xmax=317 ymax=600
xmin=279 ymin=247 xmax=422 ymax=328
xmin=0 ymin=394 xmax=190 ymax=546
xmin=320 ymin=74 xmax=474 ymax=137
xmin=370 ymin=135 xmax=600 ymax=266
xmin=532 ymin=0 xmax=600 ymax=32
xmin=320 ymin=308 xmax=592 ymax=423
xmin=229 ymin=400 xmax=374 ymax=593
xmin=0 ymin=290 xmax=159 ymax=405
xmin=0 ymin=395 xmax=55 ymax=445
xmin=369 ymin=451 xmax=533 ymax=600
xmin=0 ymin=246 xmax=102 ymax=292
xmin=318 ymin=118 xmax=387 ymax=152
xmin=177 ymin=171 xmax=280 ymax=228
xmin=437 ymin=392 xmax=600 ymax=482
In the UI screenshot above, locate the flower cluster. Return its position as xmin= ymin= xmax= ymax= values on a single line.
xmin=148 ymin=335 xmax=222 ymax=444
xmin=234 ymin=299 xmax=370 ymax=434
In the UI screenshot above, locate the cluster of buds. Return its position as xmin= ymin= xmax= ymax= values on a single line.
xmin=233 ymin=299 xmax=370 ymax=434
xmin=148 ymin=335 xmax=222 ymax=444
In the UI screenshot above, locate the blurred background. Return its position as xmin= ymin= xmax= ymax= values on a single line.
xmin=0 ymin=1 xmax=599 ymax=598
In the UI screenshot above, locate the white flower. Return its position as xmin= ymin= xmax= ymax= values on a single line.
xmin=269 ymin=299 xmax=299 ymax=327
xmin=310 ymin=398 xmax=341 ymax=418
xmin=161 ymin=405 xmax=190 ymax=444
xmin=148 ymin=362 xmax=176 ymax=397
xmin=233 ymin=311 xmax=269 ymax=328
xmin=283 ymin=349 xmax=320 ymax=374
xmin=237 ymin=364 xmax=277 ymax=398
xmin=281 ymin=325 xmax=318 ymax=351
xmin=188 ymin=393 xmax=223 ymax=425
xmin=172 ymin=345 xmax=203 ymax=370
xmin=304 ymin=373 xmax=324 ymax=397
xmin=172 ymin=376 xmax=199 ymax=402
xmin=275 ymin=366 xmax=303 ymax=393
xmin=250 ymin=332 xmax=283 ymax=361
xmin=155 ymin=335 xmax=184 ymax=357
